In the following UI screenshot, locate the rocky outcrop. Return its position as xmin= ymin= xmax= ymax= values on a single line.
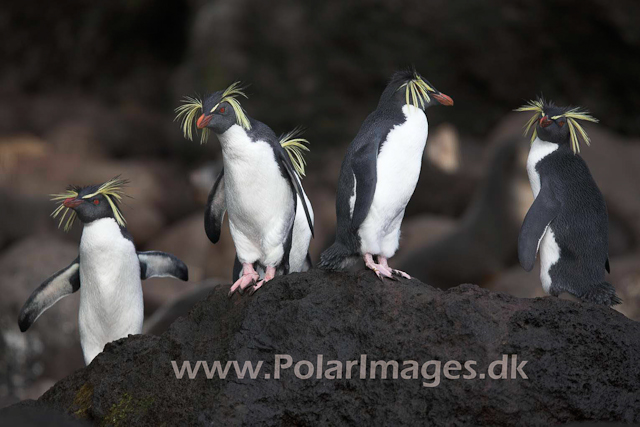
xmin=2 ymin=270 xmax=639 ymax=426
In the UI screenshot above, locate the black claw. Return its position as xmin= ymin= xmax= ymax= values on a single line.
xmin=391 ymin=270 xmax=410 ymax=279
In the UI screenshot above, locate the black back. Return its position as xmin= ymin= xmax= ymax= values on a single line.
xmin=537 ymin=144 xmax=609 ymax=288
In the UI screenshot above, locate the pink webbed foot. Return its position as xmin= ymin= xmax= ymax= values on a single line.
xmin=379 ymin=256 xmax=411 ymax=279
xmin=249 ymin=266 xmax=276 ymax=296
xmin=229 ymin=263 xmax=260 ymax=297
xmin=363 ymin=254 xmax=395 ymax=280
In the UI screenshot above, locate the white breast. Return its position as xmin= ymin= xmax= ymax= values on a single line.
xmin=218 ymin=125 xmax=295 ymax=266
xmin=78 ymin=218 xmax=143 ymax=363
xmin=358 ymin=105 xmax=428 ymax=225
xmin=527 ymin=137 xmax=561 ymax=295
xmin=356 ymin=105 xmax=428 ymax=256
xmin=526 ymin=137 xmax=558 ymax=197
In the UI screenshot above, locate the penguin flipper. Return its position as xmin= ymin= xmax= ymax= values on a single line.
xmin=138 ymin=251 xmax=189 ymax=281
xmin=518 ymin=184 xmax=560 ymax=272
xmin=278 ymin=151 xmax=314 ymax=237
xmin=350 ymin=144 xmax=378 ymax=231
xmin=18 ymin=257 xmax=80 ymax=332
xmin=205 ymin=168 xmax=226 ymax=244
xmin=605 ymin=257 xmax=610 ymax=273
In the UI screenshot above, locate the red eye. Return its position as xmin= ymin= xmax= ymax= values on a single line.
xmin=219 ymin=107 xmax=225 ymax=113
xmin=93 ymin=199 xmax=99 ymax=205
xmin=558 ymin=120 xmax=565 ymax=127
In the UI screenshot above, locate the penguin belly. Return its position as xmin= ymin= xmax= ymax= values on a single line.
xmin=78 ymin=218 xmax=143 ymax=364
xmin=538 ymin=226 xmax=561 ymax=294
xmin=357 ymin=105 xmax=428 ymax=257
xmin=220 ymin=127 xmax=295 ymax=268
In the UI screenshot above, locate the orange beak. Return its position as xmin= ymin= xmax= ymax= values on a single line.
xmin=432 ymin=92 xmax=454 ymax=106
xmin=196 ymin=114 xmax=212 ymax=129
xmin=539 ymin=116 xmax=552 ymax=128
xmin=63 ymin=198 xmax=83 ymax=209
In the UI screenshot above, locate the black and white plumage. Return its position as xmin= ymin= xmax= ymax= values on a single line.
xmin=319 ymin=70 xmax=453 ymax=279
xmin=18 ymin=178 xmax=189 ymax=364
xmin=176 ymin=83 xmax=314 ymax=296
xmin=516 ymin=99 xmax=620 ymax=306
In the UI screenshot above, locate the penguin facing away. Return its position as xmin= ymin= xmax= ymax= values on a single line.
xmin=318 ymin=70 xmax=453 ymax=278
xmin=515 ymin=98 xmax=620 ymax=305
xmin=18 ymin=178 xmax=189 ymax=364
xmin=176 ymin=82 xmax=314 ymax=296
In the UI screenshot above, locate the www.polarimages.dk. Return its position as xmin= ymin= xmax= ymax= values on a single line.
xmin=172 ymin=354 xmax=528 ymax=387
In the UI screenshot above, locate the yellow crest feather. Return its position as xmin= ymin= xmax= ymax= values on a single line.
xmin=210 ymin=81 xmax=251 ymax=131
xmin=398 ymin=72 xmax=434 ymax=109
xmin=175 ymin=82 xmax=251 ymax=144
xmin=279 ymin=128 xmax=310 ymax=178
xmin=174 ymin=96 xmax=210 ymax=144
xmin=51 ymin=177 xmax=129 ymax=232
xmin=553 ymin=108 xmax=598 ymax=154
xmin=516 ymin=99 xmax=598 ymax=154
xmin=514 ymin=99 xmax=545 ymax=143
xmin=50 ymin=189 xmax=80 ymax=232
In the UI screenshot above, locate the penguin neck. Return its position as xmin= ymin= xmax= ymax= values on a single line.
xmin=216 ymin=124 xmax=279 ymax=191
xmin=527 ymin=137 xmax=559 ymax=197
xmin=217 ymin=124 xmax=253 ymax=162
xmin=401 ymin=104 xmax=427 ymax=120
xmin=80 ymin=217 xmax=133 ymax=248
xmin=528 ymin=137 xmax=559 ymax=164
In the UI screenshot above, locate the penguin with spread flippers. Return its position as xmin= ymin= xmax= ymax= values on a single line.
xmin=318 ymin=69 xmax=453 ymax=278
xmin=18 ymin=178 xmax=189 ymax=364
xmin=515 ymin=98 xmax=620 ymax=305
xmin=176 ymin=82 xmax=314 ymax=296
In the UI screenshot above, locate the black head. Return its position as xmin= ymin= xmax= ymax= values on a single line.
xmin=51 ymin=177 xmax=128 ymax=231
xmin=197 ymin=90 xmax=242 ymax=134
xmin=63 ymin=187 xmax=117 ymax=224
xmin=533 ymin=102 xmax=572 ymax=144
xmin=516 ymin=98 xmax=599 ymax=153
xmin=380 ymin=69 xmax=454 ymax=110
xmin=176 ymin=82 xmax=252 ymax=143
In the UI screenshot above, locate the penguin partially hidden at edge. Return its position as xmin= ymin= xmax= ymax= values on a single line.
xmin=515 ymin=98 xmax=621 ymax=305
xmin=18 ymin=178 xmax=189 ymax=364
xmin=176 ymin=82 xmax=314 ymax=296
xmin=319 ymin=70 xmax=453 ymax=278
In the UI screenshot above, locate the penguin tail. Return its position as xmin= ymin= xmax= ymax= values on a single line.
xmin=580 ymin=282 xmax=622 ymax=306
xmin=319 ymin=242 xmax=358 ymax=271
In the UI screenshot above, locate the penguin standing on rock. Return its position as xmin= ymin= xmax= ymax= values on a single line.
xmin=319 ymin=70 xmax=453 ymax=278
xmin=515 ymin=98 xmax=620 ymax=305
xmin=176 ymin=82 xmax=314 ymax=296
xmin=18 ymin=178 xmax=189 ymax=364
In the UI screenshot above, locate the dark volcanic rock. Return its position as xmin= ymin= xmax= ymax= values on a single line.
xmin=0 ymin=400 xmax=88 ymax=426
xmin=3 ymin=270 xmax=640 ymax=426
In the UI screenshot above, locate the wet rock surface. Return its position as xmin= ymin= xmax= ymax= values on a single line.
xmin=2 ymin=270 xmax=639 ymax=426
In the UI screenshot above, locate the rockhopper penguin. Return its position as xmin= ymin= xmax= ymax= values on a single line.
xmin=176 ymin=82 xmax=314 ymax=296
xmin=515 ymin=98 xmax=620 ymax=305
xmin=18 ymin=178 xmax=189 ymax=364
xmin=319 ymin=70 xmax=453 ymax=278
